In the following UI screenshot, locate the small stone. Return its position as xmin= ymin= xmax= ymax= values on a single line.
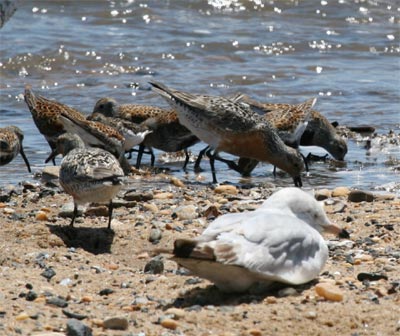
xmin=42 ymin=166 xmax=60 ymax=181
xmin=99 ymin=288 xmax=114 ymax=296
xmin=149 ymin=228 xmax=162 ymax=243
xmin=357 ymin=272 xmax=388 ymax=282
xmin=374 ymin=193 xmax=396 ymax=201
xmin=315 ymin=189 xmax=331 ymax=200
xmin=305 ymin=311 xmax=317 ymax=320
xmin=41 ymin=267 xmax=56 ymax=281
xmin=315 ymin=283 xmax=344 ymax=302
xmin=59 ymin=203 xmax=84 ymax=219
xmin=3 ymin=207 xmax=15 ymax=214
xmin=62 ymin=310 xmax=87 ymax=320
xmin=332 ymin=187 xmax=350 ymax=197
xmin=214 ymin=185 xmax=238 ymax=195
xmin=348 ymin=190 xmax=374 ymax=202
xmin=26 ymin=290 xmax=38 ymax=301
xmin=160 ymin=318 xmax=179 ymax=330
xmin=124 ymin=191 xmax=153 ymax=202
xmin=85 ymin=206 xmax=108 ymax=217
xmin=277 ymin=287 xmax=299 ymax=297
xmin=15 ymin=312 xmax=30 ymax=321
xmin=143 ymin=202 xmax=159 ymax=213
xmin=154 ymin=192 xmax=174 ymax=199
xmin=36 ymin=210 xmax=49 ymax=221
xmin=66 ymin=318 xmax=92 ymax=336
xmin=165 ymin=308 xmax=185 ymax=320
xmin=103 ymin=316 xmax=129 ymax=330
xmin=248 ymin=329 xmax=262 ymax=336
xmin=170 ymin=177 xmax=185 ymax=188
xmin=173 ymin=205 xmax=198 ymax=220
xmin=144 ymin=257 xmax=164 ymax=274
xmin=46 ymin=296 xmax=68 ymax=308
xmin=80 ymin=296 xmax=93 ymax=303
xmin=264 ymin=296 xmax=277 ymax=304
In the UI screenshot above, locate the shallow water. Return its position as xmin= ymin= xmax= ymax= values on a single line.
xmin=1 ymin=0 xmax=399 ymax=194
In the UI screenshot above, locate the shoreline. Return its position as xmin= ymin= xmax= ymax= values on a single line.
xmin=1 ymin=170 xmax=399 ymax=335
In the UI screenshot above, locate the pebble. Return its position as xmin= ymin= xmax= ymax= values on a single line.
xmin=264 ymin=296 xmax=277 ymax=304
xmin=149 ymin=228 xmax=162 ymax=243
xmin=305 ymin=311 xmax=317 ymax=320
xmin=46 ymin=296 xmax=68 ymax=308
xmin=124 ymin=191 xmax=153 ymax=202
xmin=357 ymin=272 xmax=388 ymax=282
xmin=66 ymin=318 xmax=93 ymax=336
xmin=26 ymin=290 xmax=38 ymax=301
xmin=41 ymin=267 xmax=56 ymax=281
xmin=315 ymin=189 xmax=331 ymax=200
xmin=143 ymin=202 xmax=159 ymax=213
xmin=3 ymin=207 xmax=15 ymax=214
xmin=144 ymin=257 xmax=164 ymax=274
xmin=59 ymin=203 xmax=84 ymax=218
xmin=85 ymin=206 xmax=108 ymax=217
xmin=80 ymin=296 xmax=93 ymax=303
xmin=62 ymin=309 xmax=87 ymax=320
xmin=332 ymin=187 xmax=350 ymax=197
xmin=165 ymin=308 xmax=186 ymax=320
xmin=277 ymin=287 xmax=299 ymax=297
xmin=15 ymin=312 xmax=30 ymax=321
xmin=248 ymin=329 xmax=262 ymax=336
xmin=173 ymin=205 xmax=198 ymax=220
xmin=103 ymin=316 xmax=129 ymax=330
xmin=36 ymin=210 xmax=49 ymax=221
xmin=315 ymin=283 xmax=344 ymax=301
xmin=99 ymin=288 xmax=115 ymax=296
xmin=160 ymin=318 xmax=179 ymax=330
xmin=214 ymin=185 xmax=238 ymax=195
xmin=41 ymin=166 xmax=60 ymax=181
xmin=154 ymin=192 xmax=174 ymax=199
xmin=170 ymin=176 xmax=185 ymax=187
xmin=348 ymin=190 xmax=374 ymax=202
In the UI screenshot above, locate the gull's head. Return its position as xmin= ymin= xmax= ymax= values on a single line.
xmin=260 ymin=187 xmax=349 ymax=238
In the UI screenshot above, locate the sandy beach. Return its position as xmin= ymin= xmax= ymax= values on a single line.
xmin=0 ymin=168 xmax=399 ymax=336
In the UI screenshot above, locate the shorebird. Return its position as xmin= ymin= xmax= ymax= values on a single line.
xmin=87 ymin=112 xmax=151 ymax=153
xmin=156 ymin=188 xmax=349 ymax=293
xmin=149 ymin=81 xmax=305 ymax=186
xmin=194 ymin=96 xmax=316 ymax=175
xmin=230 ymin=94 xmax=348 ymax=176
xmin=50 ymin=133 xmax=125 ymax=229
xmin=0 ymin=126 xmax=31 ymax=172
xmin=24 ymin=85 xmax=87 ymax=165
xmin=92 ymin=97 xmax=199 ymax=169
xmin=56 ymin=113 xmax=131 ymax=175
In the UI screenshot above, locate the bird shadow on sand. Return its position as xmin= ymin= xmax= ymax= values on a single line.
xmin=163 ymin=280 xmax=317 ymax=309
xmin=46 ymin=224 xmax=115 ymax=254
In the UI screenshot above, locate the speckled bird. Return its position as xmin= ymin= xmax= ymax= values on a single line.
xmin=0 ymin=126 xmax=31 ymax=172
xmin=149 ymin=81 xmax=305 ymax=186
xmin=24 ymin=85 xmax=89 ymax=165
xmin=92 ymin=97 xmax=199 ymax=169
xmin=52 ymin=133 xmax=125 ymax=229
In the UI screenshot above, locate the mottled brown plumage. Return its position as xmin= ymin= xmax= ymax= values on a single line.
xmin=0 ymin=126 xmax=31 ymax=172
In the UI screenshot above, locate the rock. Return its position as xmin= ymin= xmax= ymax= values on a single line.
xmin=85 ymin=206 xmax=108 ymax=217
xmin=332 ymin=187 xmax=350 ymax=197
xmin=277 ymin=287 xmax=299 ymax=297
xmin=59 ymin=203 xmax=84 ymax=219
xmin=26 ymin=290 xmax=38 ymax=301
xmin=103 ymin=316 xmax=129 ymax=330
xmin=374 ymin=193 xmax=396 ymax=201
xmin=248 ymin=329 xmax=262 ymax=336
xmin=305 ymin=311 xmax=317 ymax=320
xmin=41 ymin=267 xmax=56 ymax=281
xmin=46 ymin=296 xmax=68 ymax=308
xmin=62 ymin=310 xmax=87 ymax=320
xmin=41 ymin=166 xmax=60 ymax=181
xmin=160 ymin=318 xmax=179 ymax=330
xmin=348 ymin=190 xmax=374 ymax=202
xmin=315 ymin=283 xmax=344 ymax=301
xmin=165 ymin=308 xmax=185 ymax=320
xmin=99 ymin=288 xmax=114 ymax=296
xmin=143 ymin=202 xmax=159 ymax=213
xmin=15 ymin=312 xmax=30 ymax=321
xmin=124 ymin=191 xmax=153 ymax=202
xmin=315 ymin=189 xmax=331 ymax=200
xmin=154 ymin=192 xmax=174 ymax=199
xmin=149 ymin=228 xmax=162 ymax=243
xmin=173 ymin=205 xmax=198 ymax=220
xmin=144 ymin=257 xmax=164 ymax=274
xmin=357 ymin=272 xmax=388 ymax=282
xmin=36 ymin=210 xmax=49 ymax=221
xmin=66 ymin=318 xmax=92 ymax=336
xmin=214 ymin=185 xmax=238 ymax=195
xmin=170 ymin=176 xmax=185 ymax=187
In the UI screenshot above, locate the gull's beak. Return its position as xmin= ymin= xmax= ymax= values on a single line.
xmin=325 ymin=222 xmax=350 ymax=239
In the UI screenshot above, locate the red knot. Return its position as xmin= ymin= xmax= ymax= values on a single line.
xmin=149 ymin=81 xmax=305 ymax=186
xmin=53 ymin=133 xmax=125 ymax=229
xmin=93 ymin=97 xmax=199 ymax=170
xmin=0 ymin=126 xmax=31 ymax=172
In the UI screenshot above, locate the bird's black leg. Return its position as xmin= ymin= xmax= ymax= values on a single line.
xmin=194 ymin=145 xmax=209 ymax=171
xmin=107 ymin=200 xmax=113 ymax=229
xmin=70 ymin=203 xmax=78 ymax=227
xmin=206 ymin=148 xmax=218 ymax=184
xmin=300 ymin=153 xmax=309 ymax=172
xmin=19 ymin=145 xmax=31 ymax=173
xmin=135 ymin=144 xmax=145 ymax=169
xmin=182 ymin=149 xmax=190 ymax=171
xmin=149 ymin=148 xmax=155 ymax=167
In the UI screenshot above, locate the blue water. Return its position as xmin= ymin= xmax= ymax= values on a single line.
xmin=1 ymin=0 xmax=399 ymax=193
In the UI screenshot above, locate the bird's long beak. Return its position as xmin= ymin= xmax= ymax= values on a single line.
xmin=45 ymin=148 xmax=58 ymax=164
xmin=19 ymin=145 xmax=32 ymax=173
xmin=325 ymin=222 xmax=350 ymax=239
